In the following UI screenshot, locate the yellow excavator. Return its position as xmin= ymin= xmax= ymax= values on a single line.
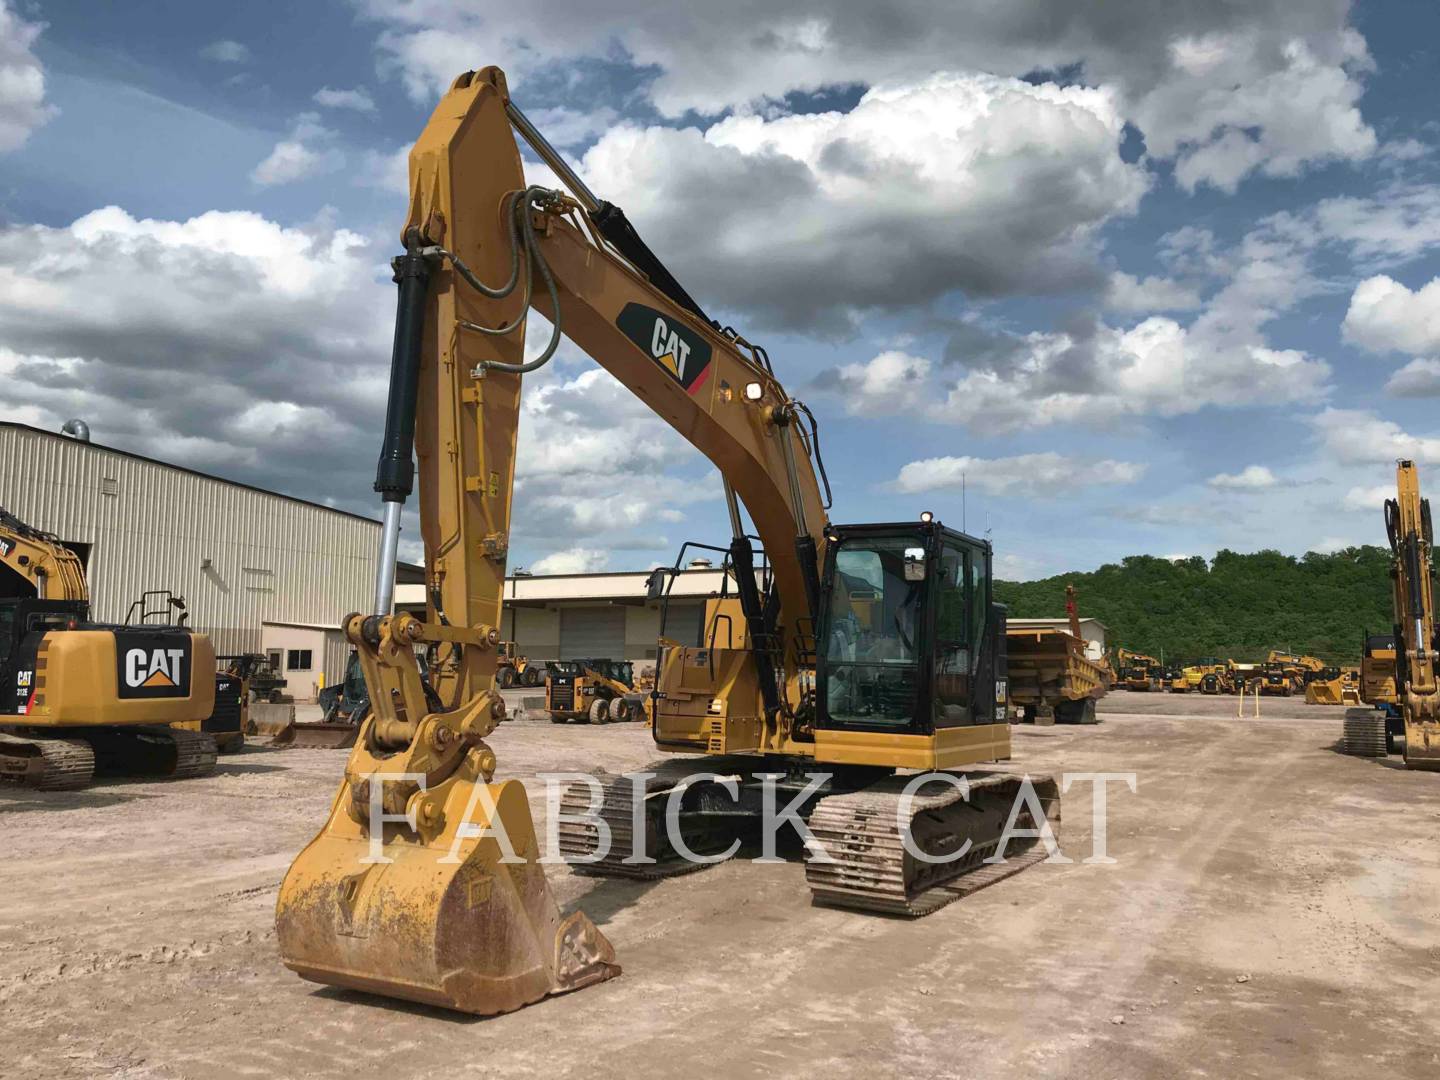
xmin=1370 ymin=461 xmax=1440 ymax=767
xmin=0 ymin=507 xmax=218 ymax=788
xmin=1359 ymin=633 xmax=1398 ymax=710
xmin=275 ymin=68 xmax=1056 ymax=1017
xmin=1117 ymin=649 xmax=1159 ymax=691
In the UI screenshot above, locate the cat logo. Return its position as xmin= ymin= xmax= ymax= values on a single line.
xmin=615 ymin=302 xmax=713 ymax=394
xmin=0 ymin=537 xmax=12 ymax=558
xmin=114 ymin=634 xmax=190 ymax=699
xmin=125 ymin=648 xmax=185 ymax=688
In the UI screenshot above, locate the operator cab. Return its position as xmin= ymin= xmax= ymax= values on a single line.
xmin=588 ymin=659 xmax=634 ymax=686
xmin=816 ymin=520 xmax=1001 ymax=736
xmin=0 ymin=598 xmax=89 ymax=715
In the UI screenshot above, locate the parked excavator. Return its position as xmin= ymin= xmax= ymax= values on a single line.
xmin=1358 ymin=461 xmax=1440 ymax=768
xmin=0 ymin=507 xmax=217 ymax=789
xmin=275 ymin=68 xmax=1057 ymax=1018
xmin=1358 ymin=632 xmax=1399 ymax=750
xmin=1117 ymin=649 xmax=1159 ymax=691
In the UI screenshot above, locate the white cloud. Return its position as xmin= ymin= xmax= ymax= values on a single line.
xmin=0 ymin=204 xmax=715 ymax=568
xmin=1313 ymin=408 xmax=1440 ymax=466
xmin=1104 ymin=271 xmax=1202 ymax=314
xmin=251 ymin=114 xmax=343 ymax=186
xmin=362 ymin=1 xmax=1375 ymax=190
xmin=823 ymin=350 xmax=931 ymax=414
xmin=574 ymin=71 xmax=1146 ymax=331
xmin=200 ymin=40 xmax=250 ymax=64
xmin=893 ymin=452 xmax=1145 ymax=498
xmin=1154 ymin=34 xmax=1375 ymax=192
xmin=869 ymin=210 xmax=1333 ymax=434
xmin=1313 ymin=185 xmax=1440 ymax=264
xmin=526 ymin=105 xmax=618 ymax=148
xmin=1343 ymin=275 xmax=1440 ymax=356
xmin=510 ymin=359 xmax=717 ymax=560
xmin=1207 ymin=465 xmax=1278 ymax=490
xmin=0 ymin=0 xmax=56 ymax=152
xmin=1378 ymin=139 xmax=1430 ymax=164
xmin=1341 ymin=485 xmax=1390 ymax=513
xmin=1386 ymin=358 xmax=1440 ymax=397
xmin=993 ymin=551 xmax=1046 ymax=581
xmin=0 ymin=205 xmax=394 ymax=510
xmin=530 ymin=548 xmax=610 ymax=575
xmin=314 ymin=86 xmax=377 ymax=113
xmin=930 ymin=316 xmax=1328 ymax=434
xmin=358 ymin=146 xmax=410 ymax=195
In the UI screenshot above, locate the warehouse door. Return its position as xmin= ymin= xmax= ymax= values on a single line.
xmin=560 ymin=606 xmax=626 ymax=659
xmin=661 ymin=602 xmax=706 ymax=649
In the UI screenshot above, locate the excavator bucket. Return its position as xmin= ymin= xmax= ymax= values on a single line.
xmin=271 ymin=722 xmax=359 ymax=750
xmin=276 ymin=769 xmax=619 ymax=1015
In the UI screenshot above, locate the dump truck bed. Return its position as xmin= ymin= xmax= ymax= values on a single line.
xmin=1006 ymin=627 xmax=1108 ymax=723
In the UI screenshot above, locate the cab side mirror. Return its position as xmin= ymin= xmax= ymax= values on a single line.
xmin=903 ymin=547 xmax=926 ymax=581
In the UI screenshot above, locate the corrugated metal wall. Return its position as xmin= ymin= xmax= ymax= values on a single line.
xmin=0 ymin=425 xmax=377 ymax=685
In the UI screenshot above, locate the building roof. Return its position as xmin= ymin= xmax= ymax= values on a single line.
xmin=1007 ymin=616 xmax=1110 ymax=634
xmin=1 ymin=421 xmax=380 ymax=525
xmin=394 ymin=566 xmax=729 ymax=610
xmin=394 ymin=568 xmax=1112 ymax=639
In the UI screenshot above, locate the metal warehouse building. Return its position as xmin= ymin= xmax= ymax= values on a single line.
xmin=396 ymin=564 xmax=720 ymax=663
xmin=0 ymin=422 xmax=384 ymax=699
xmin=395 ymin=567 xmax=1109 ymax=666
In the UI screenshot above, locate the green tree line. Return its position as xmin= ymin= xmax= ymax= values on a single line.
xmin=995 ymin=546 xmax=1395 ymax=665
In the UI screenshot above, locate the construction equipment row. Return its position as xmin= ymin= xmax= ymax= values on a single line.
xmin=1108 ymin=651 xmax=1359 ymax=703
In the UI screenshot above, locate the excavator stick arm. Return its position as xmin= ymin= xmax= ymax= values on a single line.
xmin=1386 ymin=461 xmax=1440 ymax=768
xmin=276 ymin=69 xmax=619 ymax=1015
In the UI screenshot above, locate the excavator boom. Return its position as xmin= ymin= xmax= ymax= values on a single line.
xmin=1384 ymin=461 xmax=1440 ymax=768
xmin=0 ymin=506 xmax=88 ymax=601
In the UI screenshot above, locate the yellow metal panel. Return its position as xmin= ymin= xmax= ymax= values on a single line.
xmin=813 ymin=723 xmax=1011 ymax=770
xmin=29 ymin=630 xmax=215 ymax=726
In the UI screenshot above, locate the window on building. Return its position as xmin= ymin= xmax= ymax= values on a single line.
xmin=286 ymin=649 xmax=313 ymax=671
xmin=242 ymin=567 xmax=275 ymax=593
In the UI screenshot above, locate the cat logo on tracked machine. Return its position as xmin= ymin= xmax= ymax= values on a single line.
xmin=114 ymin=633 xmax=191 ymax=699
xmin=616 ymin=302 xmax=713 ymax=395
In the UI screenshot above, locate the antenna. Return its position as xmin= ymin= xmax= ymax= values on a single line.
xmin=962 ymin=472 xmax=966 ymax=533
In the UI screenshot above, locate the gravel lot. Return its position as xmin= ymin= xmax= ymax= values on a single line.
xmin=3 ymin=692 xmax=1438 ymax=1079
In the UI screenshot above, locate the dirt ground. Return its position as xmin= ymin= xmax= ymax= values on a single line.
xmin=4 ymin=692 xmax=1439 ymax=1079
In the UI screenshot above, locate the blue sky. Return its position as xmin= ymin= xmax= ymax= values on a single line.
xmin=3 ymin=1 xmax=1440 ymax=578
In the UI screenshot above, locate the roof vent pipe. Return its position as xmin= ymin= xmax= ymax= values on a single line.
xmin=60 ymin=419 xmax=91 ymax=443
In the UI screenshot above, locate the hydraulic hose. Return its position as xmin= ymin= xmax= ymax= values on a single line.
xmin=424 ymin=186 xmax=565 ymax=376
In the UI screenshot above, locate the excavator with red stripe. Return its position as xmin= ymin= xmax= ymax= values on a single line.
xmin=0 ymin=507 xmax=219 ymax=789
